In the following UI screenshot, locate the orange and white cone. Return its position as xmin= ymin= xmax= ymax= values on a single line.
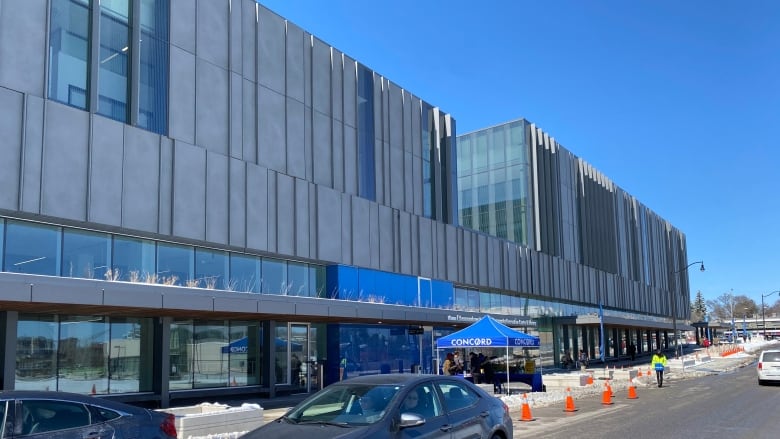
xmin=627 ymin=378 xmax=638 ymax=399
xmin=519 ymin=393 xmax=536 ymax=421
xmin=601 ymin=381 xmax=613 ymax=405
xmin=587 ymin=373 xmax=594 ymax=385
xmin=563 ymin=387 xmax=577 ymax=412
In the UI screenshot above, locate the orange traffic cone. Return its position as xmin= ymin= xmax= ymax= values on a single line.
xmin=607 ymin=380 xmax=614 ymax=397
xmin=586 ymin=373 xmax=594 ymax=385
xmin=563 ymin=387 xmax=577 ymax=412
xmin=601 ymin=382 xmax=613 ymax=405
xmin=646 ymin=368 xmax=652 ymax=377
xmin=627 ymin=379 xmax=638 ymax=399
xmin=91 ymin=384 xmax=96 ymax=395
xmin=519 ymin=393 xmax=536 ymax=422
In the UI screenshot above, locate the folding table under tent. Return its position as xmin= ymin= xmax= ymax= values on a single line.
xmin=435 ymin=315 xmax=542 ymax=392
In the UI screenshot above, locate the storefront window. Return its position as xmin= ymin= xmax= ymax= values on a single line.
xmin=169 ymin=320 xmax=193 ymax=390
xmin=193 ymin=321 xmax=228 ymax=388
xmin=16 ymin=315 xmax=58 ymax=390
xmin=58 ymin=316 xmax=109 ymax=394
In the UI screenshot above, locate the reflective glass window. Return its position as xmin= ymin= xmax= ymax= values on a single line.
xmin=261 ymin=258 xmax=286 ymax=294
xmin=193 ymin=321 xmax=228 ymax=388
xmin=227 ymin=321 xmax=262 ymax=386
xmin=275 ymin=325 xmax=289 ymax=384
xmin=157 ymin=242 xmax=193 ymax=286
xmin=62 ymin=228 xmax=110 ymax=279
xmin=97 ymin=0 xmax=130 ymax=122
xmin=169 ymin=320 xmax=193 ymax=390
xmin=111 ymin=235 xmax=155 ymax=281
xmin=309 ymin=265 xmax=326 ymax=298
xmin=58 ymin=316 xmax=109 ymax=394
xmin=356 ymin=268 xmax=376 ymax=302
xmin=357 ymin=65 xmax=375 ymax=201
xmin=228 ymin=253 xmax=260 ymax=293
xmin=109 ymin=317 xmax=152 ymax=393
xmin=0 ymin=219 xmax=4 ymax=270
xmin=422 ymin=103 xmax=434 ymax=218
xmin=195 ymin=248 xmax=227 ymax=289
xmin=48 ymin=0 xmax=91 ymax=109
xmin=138 ymin=0 xmax=169 ymax=134
xmin=4 ymin=221 xmax=60 ymax=275
xmin=287 ymin=262 xmax=309 ymax=296
xmin=16 ymin=315 xmax=58 ymax=390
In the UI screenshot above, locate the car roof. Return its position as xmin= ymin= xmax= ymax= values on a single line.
xmin=335 ymin=373 xmax=461 ymax=386
xmin=0 ymin=390 xmax=147 ymax=414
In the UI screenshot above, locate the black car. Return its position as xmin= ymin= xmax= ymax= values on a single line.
xmin=0 ymin=390 xmax=176 ymax=438
xmin=244 ymin=373 xmax=513 ymax=439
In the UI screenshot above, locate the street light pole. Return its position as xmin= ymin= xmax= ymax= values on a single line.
xmin=762 ymin=290 xmax=780 ymax=339
xmin=670 ymin=261 xmax=705 ymax=358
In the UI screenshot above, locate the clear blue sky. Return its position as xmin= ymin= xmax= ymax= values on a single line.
xmin=259 ymin=0 xmax=780 ymax=306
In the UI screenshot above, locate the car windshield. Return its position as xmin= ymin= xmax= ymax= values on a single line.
xmin=286 ymin=383 xmax=402 ymax=425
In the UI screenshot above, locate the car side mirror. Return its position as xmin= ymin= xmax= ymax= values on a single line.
xmin=399 ymin=412 xmax=425 ymax=428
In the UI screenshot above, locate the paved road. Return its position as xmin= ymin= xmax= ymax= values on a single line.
xmin=513 ymin=354 xmax=779 ymax=438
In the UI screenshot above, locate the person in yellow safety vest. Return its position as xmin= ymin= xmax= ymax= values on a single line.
xmin=651 ymin=349 xmax=668 ymax=387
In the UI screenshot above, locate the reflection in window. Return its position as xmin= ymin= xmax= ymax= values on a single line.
xmin=109 ymin=317 xmax=151 ymax=393
xmin=97 ymin=1 xmax=130 ymax=122
xmin=310 ymin=265 xmax=326 ymax=298
xmin=62 ymin=229 xmax=110 ymax=279
xmin=112 ymin=235 xmax=155 ymax=281
xmin=138 ymin=0 xmax=169 ymax=134
xmin=228 ymin=321 xmax=262 ymax=386
xmin=48 ymin=0 xmax=91 ymax=109
xmin=16 ymin=315 xmax=58 ymax=389
xmin=195 ymin=248 xmax=227 ymax=289
xmin=287 ymin=262 xmax=309 ymax=296
xmin=357 ymin=65 xmax=375 ymax=201
xmin=193 ymin=321 xmax=228 ymax=388
xmin=261 ymin=258 xmax=286 ymax=294
xmin=58 ymin=316 xmax=108 ymax=394
xmin=275 ymin=325 xmax=289 ymax=385
xmin=422 ymin=103 xmax=434 ymax=218
xmin=157 ymin=242 xmax=193 ymax=286
xmin=229 ymin=254 xmax=260 ymax=293
xmin=169 ymin=320 xmax=193 ymax=390
xmin=4 ymin=221 xmax=60 ymax=275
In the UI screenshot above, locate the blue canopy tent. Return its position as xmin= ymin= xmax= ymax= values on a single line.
xmin=436 ymin=315 xmax=541 ymax=391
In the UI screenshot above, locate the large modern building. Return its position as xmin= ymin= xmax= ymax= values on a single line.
xmin=0 ymin=1 xmax=693 ymax=407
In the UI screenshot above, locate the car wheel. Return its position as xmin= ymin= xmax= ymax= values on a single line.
xmin=490 ymin=434 xmax=503 ymax=439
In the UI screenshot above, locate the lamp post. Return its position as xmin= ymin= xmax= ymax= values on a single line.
xmin=670 ymin=261 xmax=705 ymax=358
xmin=762 ymin=290 xmax=780 ymax=339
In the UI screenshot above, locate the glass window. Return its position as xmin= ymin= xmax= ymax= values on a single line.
xmin=309 ymin=265 xmax=326 ymax=298
xmin=97 ymin=0 xmax=130 ymax=122
xmin=169 ymin=320 xmax=193 ymax=390
xmin=357 ymin=65 xmax=375 ymax=201
xmin=19 ymin=399 xmax=91 ymax=434
xmin=193 ymin=321 xmax=228 ymax=388
xmin=62 ymin=228 xmax=110 ymax=280
xmin=16 ymin=315 xmax=58 ymax=390
xmin=58 ymin=316 xmax=109 ymax=394
xmin=275 ymin=325 xmax=289 ymax=384
xmin=227 ymin=321 xmax=262 ymax=386
xmin=111 ymin=235 xmax=155 ymax=282
xmin=4 ymin=221 xmax=60 ymax=275
xmin=287 ymin=262 xmax=309 ymax=296
xmin=261 ymin=258 xmax=286 ymax=294
xmin=422 ymin=103 xmax=434 ymax=218
xmin=157 ymin=242 xmax=193 ymax=286
xmin=0 ymin=218 xmax=4 ymax=270
xmin=194 ymin=248 xmax=227 ymax=289
xmin=436 ymin=380 xmax=478 ymax=412
xmin=109 ymin=317 xmax=151 ymax=393
xmin=48 ymin=0 xmax=91 ymax=109
xmin=228 ymin=253 xmax=260 ymax=293
xmin=138 ymin=0 xmax=169 ymax=134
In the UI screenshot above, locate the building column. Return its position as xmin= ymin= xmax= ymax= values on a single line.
xmin=1 ymin=311 xmax=19 ymax=390
xmin=265 ymin=321 xmax=276 ymax=398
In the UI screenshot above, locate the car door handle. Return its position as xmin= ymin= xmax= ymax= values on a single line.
xmin=479 ymin=411 xmax=490 ymax=418
xmin=440 ymin=424 xmax=453 ymax=432
xmin=83 ymin=431 xmax=102 ymax=439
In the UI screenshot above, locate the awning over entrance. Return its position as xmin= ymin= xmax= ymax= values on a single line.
xmin=557 ymin=314 xmax=695 ymax=332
